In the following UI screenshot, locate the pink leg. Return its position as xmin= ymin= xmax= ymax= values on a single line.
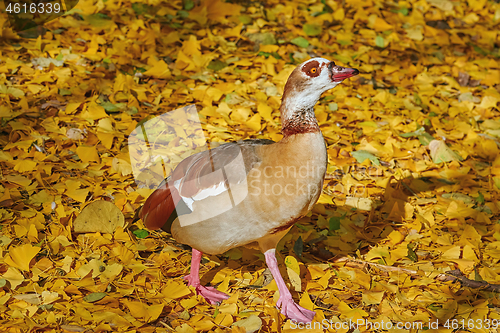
xmin=183 ymin=248 xmax=229 ymax=305
xmin=264 ymin=249 xmax=315 ymax=323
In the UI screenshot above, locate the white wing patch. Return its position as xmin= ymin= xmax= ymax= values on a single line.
xmin=173 ymin=178 xmax=228 ymax=211
xmin=191 ymin=181 xmax=228 ymax=201
xmin=171 ymin=146 xmax=251 ymax=227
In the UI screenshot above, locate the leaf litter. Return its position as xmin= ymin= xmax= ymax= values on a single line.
xmin=1 ymin=0 xmax=500 ymax=332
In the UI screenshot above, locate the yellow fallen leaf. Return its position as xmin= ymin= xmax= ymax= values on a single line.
xmin=81 ymin=102 xmax=108 ymax=120
xmin=4 ymin=174 xmax=30 ymax=187
xmin=285 ymin=256 xmax=301 ymax=292
xmin=362 ymin=291 xmax=385 ymax=305
xmin=13 ymin=293 xmax=42 ymax=305
xmin=97 ymin=132 xmax=115 ymax=149
xmin=218 ymin=303 xmax=237 ymax=314
xmin=427 ymin=0 xmax=453 ymax=11
xmin=373 ymin=17 xmax=393 ymax=31
xmin=257 ymin=103 xmax=273 ymax=121
xmin=122 ymin=301 xmax=164 ymax=322
xmin=175 ymin=324 xmax=197 ymax=333
xmin=13 ymin=160 xmax=37 ymax=173
xmin=406 ymin=27 xmax=424 ymax=41
xmin=479 ymin=95 xmax=499 ymax=109
xmin=441 ymin=246 xmax=461 ymax=260
xmin=143 ymin=60 xmax=171 ymax=79
xmin=232 ymin=315 xmax=262 ymax=333
xmin=66 ymin=188 xmax=89 ymax=203
xmin=112 ymin=158 xmax=133 ymax=176
xmin=299 ymin=291 xmax=315 ymax=312
xmin=180 ymin=298 xmax=199 ymax=310
xmin=387 ymin=230 xmax=404 ymax=245
xmin=73 ymin=200 xmax=125 ymax=234
xmin=162 ymin=281 xmax=192 ymax=299
xmin=246 ymin=113 xmax=262 ymax=131
xmin=65 ymin=102 xmax=82 ymax=114
xmin=77 ymin=258 xmax=105 ymax=278
xmin=41 ymin=291 xmax=60 ymax=304
xmin=333 ymin=7 xmax=344 ymax=21
xmin=76 ymin=146 xmax=100 ymax=164
xmin=5 ymin=243 xmax=40 ymax=271
xmin=1 ymin=267 xmax=24 ymax=289
xmin=102 ymin=263 xmax=123 ymax=279
xmin=345 ymin=197 xmax=373 ymax=211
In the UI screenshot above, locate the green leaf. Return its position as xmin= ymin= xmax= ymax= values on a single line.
xmin=178 ymin=10 xmax=189 ymax=19
xmin=83 ymin=292 xmax=107 ymax=303
xmin=391 ymin=7 xmax=408 ymax=15
xmin=248 ymin=32 xmax=276 ymax=45
xmin=257 ymin=51 xmax=282 ymax=60
xmin=238 ymin=15 xmax=252 ymax=24
xmin=351 ymin=150 xmax=380 ymax=166
xmin=469 ymin=42 xmax=489 ymax=56
xmin=476 ymin=192 xmax=485 ymax=205
xmin=429 ymin=140 xmax=463 ymax=164
xmin=417 ymin=133 xmax=435 ymax=146
xmin=303 ymin=24 xmax=322 ymax=36
xmin=433 ymin=51 xmax=445 ymax=61
xmin=474 ymin=267 xmax=484 ymax=281
xmin=59 ymin=89 xmax=72 ymax=96
xmin=99 ymin=101 xmax=126 ymax=113
xmin=127 ymin=106 xmax=138 ymax=115
xmin=399 ymin=127 xmax=435 ymax=145
xmin=225 ymin=248 xmax=242 ymax=260
xmin=400 ymin=127 xmax=426 ymax=138
xmin=312 ymin=0 xmax=333 ymax=16
xmin=290 ymin=37 xmax=309 ymax=48
xmin=437 ymin=178 xmax=456 ymax=185
xmin=428 ymin=304 xmax=441 ymax=311
xmin=132 ymin=3 xmax=149 ymax=14
xmin=207 ymin=59 xmax=228 ymax=71
xmin=375 ymin=36 xmax=385 ymax=48
xmin=337 ymin=40 xmax=353 ymax=46
xmin=495 ymin=178 xmax=500 ymax=190
xmin=407 ymin=243 xmax=418 ymax=262
xmin=332 ymin=55 xmax=350 ymax=65
xmin=359 ymin=121 xmax=378 ymax=127
xmin=441 ymin=193 xmax=475 ymax=204
xmin=183 ymin=0 xmax=194 ymax=10
xmin=293 ymin=236 xmax=303 ymax=258
xmin=133 ymin=229 xmax=149 ymax=239
xmin=329 ymin=216 xmax=341 ymax=231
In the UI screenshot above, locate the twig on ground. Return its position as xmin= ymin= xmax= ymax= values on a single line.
xmin=334 ymin=257 xmax=500 ymax=293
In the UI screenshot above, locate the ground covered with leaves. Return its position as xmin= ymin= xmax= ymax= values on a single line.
xmin=1 ymin=0 xmax=500 ymax=332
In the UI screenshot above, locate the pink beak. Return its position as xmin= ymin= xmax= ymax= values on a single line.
xmin=330 ymin=62 xmax=359 ymax=82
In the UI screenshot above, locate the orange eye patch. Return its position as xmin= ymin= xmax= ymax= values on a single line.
xmin=301 ymin=60 xmax=321 ymax=77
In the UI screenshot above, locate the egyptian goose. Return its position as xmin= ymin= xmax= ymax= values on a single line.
xmin=140 ymin=58 xmax=359 ymax=323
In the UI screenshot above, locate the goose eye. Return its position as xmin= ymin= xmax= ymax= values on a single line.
xmin=310 ymin=68 xmax=317 ymax=74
